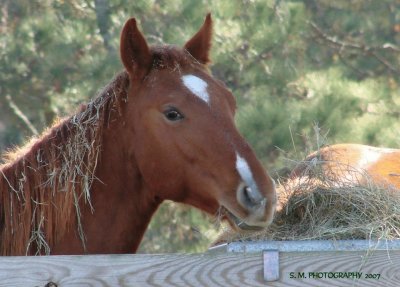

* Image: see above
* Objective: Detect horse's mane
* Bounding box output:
[0,45,203,255]
[0,71,129,255]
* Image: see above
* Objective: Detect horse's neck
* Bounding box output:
[52,105,161,254]
[0,72,160,254]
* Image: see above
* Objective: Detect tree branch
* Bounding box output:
[93,0,114,53]
[6,95,39,136]
[309,21,400,75]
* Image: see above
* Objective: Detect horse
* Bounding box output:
[0,14,277,255]
[212,143,400,245]
[290,143,400,189]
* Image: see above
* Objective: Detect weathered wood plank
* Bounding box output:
[0,250,399,286]
[277,251,400,287]
[225,239,400,253]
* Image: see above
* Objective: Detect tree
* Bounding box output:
[1,0,399,252]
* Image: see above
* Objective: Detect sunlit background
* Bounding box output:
[1,0,399,252]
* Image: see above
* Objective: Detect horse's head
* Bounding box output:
[119,14,276,230]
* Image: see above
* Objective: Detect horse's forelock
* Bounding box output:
[150,45,205,72]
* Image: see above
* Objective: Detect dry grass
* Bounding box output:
[0,95,104,254]
[217,156,400,243]
[0,73,127,255]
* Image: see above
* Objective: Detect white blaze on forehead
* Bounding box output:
[182,75,210,104]
[236,152,262,202]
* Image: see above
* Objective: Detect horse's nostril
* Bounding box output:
[243,186,257,205]
[237,182,267,211]
[242,185,267,209]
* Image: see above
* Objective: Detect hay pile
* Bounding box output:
[217,158,400,243]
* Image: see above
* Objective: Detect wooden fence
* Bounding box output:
[1,240,400,286]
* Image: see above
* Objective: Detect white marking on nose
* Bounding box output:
[182,75,210,104]
[236,153,262,202]
[236,153,254,185]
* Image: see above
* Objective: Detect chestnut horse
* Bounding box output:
[291,143,400,189]
[0,15,276,255]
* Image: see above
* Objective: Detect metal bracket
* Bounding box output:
[263,249,279,281]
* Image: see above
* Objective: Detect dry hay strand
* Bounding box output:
[0,101,103,255]
[0,72,128,255]
[216,157,400,244]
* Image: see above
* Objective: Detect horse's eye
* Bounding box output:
[164,108,184,121]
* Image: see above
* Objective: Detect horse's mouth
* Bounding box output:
[221,206,266,231]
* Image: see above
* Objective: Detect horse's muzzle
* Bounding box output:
[224,179,276,230]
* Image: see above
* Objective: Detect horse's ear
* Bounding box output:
[120,18,152,79]
[184,13,212,65]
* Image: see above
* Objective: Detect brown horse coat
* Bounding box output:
[0,15,276,255]
[291,143,400,189]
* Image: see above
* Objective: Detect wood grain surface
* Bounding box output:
[0,250,399,286]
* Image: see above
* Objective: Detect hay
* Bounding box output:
[0,99,103,254]
[0,72,129,255]
[217,156,400,244]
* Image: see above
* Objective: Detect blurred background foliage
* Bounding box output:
[1,0,399,253]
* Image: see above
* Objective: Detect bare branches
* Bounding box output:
[6,95,39,136]
[309,21,400,75]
